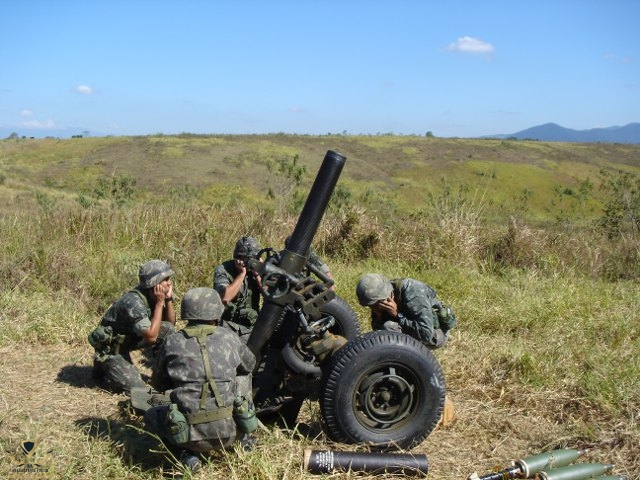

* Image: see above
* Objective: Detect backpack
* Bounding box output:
[433,302,457,332]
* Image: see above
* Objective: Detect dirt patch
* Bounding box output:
[0,344,635,479]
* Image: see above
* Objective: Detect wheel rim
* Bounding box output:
[354,365,418,430]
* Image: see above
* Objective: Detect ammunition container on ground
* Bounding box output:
[468,448,588,480]
[517,449,588,477]
[536,462,614,480]
[304,449,428,476]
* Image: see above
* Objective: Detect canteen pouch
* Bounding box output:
[233,374,257,433]
[166,403,189,445]
[88,325,115,351]
[433,303,457,332]
[233,395,258,434]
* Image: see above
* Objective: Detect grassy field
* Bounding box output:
[0,134,638,479]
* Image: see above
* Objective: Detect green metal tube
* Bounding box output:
[469,449,589,480]
[536,463,614,480]
[516,449,588,477]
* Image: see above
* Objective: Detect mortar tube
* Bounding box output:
[247,150,347,363]
[286,149,346,262]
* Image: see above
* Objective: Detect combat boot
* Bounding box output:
[179,450,202,472]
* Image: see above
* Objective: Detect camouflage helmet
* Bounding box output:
[233,236,260,259]
[138,260,174,288]
[356,273,393,306]
[181,287,224,321]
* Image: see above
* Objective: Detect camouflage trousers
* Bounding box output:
[92,321,175,394]
[379,321,448,350]
[92,353,147,393]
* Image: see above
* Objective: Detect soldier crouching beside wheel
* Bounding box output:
[89,260,176,394]
[143,287,258,472]
[356,273,458,350]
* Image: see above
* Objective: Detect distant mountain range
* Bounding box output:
[484,122,640,144]
[2,122,640,144]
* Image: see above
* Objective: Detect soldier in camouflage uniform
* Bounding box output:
[356,273,457,350]
[89,260,176,394]
[144,287,256,471]
[213,236,262,342]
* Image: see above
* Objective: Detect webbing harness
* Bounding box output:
[181,324,233,425]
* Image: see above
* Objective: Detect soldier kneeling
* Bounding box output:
[143,287,257,472]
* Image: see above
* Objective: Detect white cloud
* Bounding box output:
[447,36,494,54]
[603,53,634,64]
[74,85,95,95]
[21,109,33,117]
[22,119,56,128]
[288,106,306,113]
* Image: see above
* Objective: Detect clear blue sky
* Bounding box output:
[1,1,638,138]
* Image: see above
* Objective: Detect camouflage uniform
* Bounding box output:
[144,287,256,453]
[356,274,457,350]
[90,260,175,393]
[213,237,262,340]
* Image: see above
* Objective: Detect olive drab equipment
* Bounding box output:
[233,236,260,259]
[233,395,258,434]
[138,260,174,288]
[165,403,189,445]
[87,325,118,356]
[180,324,234,425]
[356,273,393,306]
[181,287,224,322]
[178,324,257,434]
[433,302,457,332]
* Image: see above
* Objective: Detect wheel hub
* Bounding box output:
[358,367,415,425]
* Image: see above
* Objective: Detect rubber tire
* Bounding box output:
[322,295,361,339]
[280,295,361,376]
[320,330,445,450]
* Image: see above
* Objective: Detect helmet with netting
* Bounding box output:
[138,260,174,288]
[233,236,260,259]
[181,287,224,321]
[356,273,393,306]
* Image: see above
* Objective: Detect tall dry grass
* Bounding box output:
[0,159,638,478]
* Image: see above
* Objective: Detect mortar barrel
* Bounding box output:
[247,149,346,361]
[285,149,346,272]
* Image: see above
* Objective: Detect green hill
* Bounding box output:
[0,134,638,479]
[1,134,638,223]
